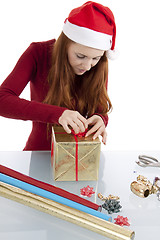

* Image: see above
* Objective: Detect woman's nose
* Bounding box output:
[83,59,92,71]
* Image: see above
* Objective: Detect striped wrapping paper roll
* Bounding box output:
[0,181,135,240]
[0,173,111,221]
[0,164,100,210]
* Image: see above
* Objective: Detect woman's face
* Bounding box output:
[68,42,104,75]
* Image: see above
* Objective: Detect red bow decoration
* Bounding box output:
[114,215,130,226]
[71,129,88,137]
[80,185,95,197]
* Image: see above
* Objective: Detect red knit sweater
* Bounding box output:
[0,39,108,150]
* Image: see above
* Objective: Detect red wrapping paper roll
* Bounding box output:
[0,164,101,211]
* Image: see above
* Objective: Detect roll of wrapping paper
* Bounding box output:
[0,164,100,210]
[0,173,110,221]
[0,181,135,240]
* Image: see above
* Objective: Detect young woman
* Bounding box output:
[0,1,116,151]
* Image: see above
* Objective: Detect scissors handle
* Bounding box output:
[138,155,160,167]
[138,155,158,163]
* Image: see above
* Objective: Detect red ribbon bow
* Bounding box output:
[71,129,88,137]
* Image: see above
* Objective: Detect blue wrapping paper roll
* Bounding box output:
[0,173,111,221]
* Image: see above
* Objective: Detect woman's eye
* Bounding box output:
[93,57,100,60]
[77,55,85,59]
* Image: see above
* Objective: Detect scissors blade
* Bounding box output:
[136,160,160,168]
[136,161,147,167]
[149,162,160,168]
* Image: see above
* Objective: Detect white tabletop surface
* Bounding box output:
[0,150,160,240]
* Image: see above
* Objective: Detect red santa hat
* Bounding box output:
[63,1,117,60]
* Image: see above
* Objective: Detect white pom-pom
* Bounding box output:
[106,48,119,60]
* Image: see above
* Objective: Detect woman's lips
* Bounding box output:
[78,68,86,73]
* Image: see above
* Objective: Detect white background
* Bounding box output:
[0,0,160,151]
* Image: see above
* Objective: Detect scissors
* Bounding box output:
[136,155,160,168]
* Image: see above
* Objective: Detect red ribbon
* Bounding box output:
[54,129,88,181]
[71,129,87,138]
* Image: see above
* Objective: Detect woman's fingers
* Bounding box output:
[59,111,107,145]
[58,110,87,134]
[77,112,87,126]
[85,115,107,145]
[62,123,72,134]
[85,121,101,137]
[101,130,107,145]
[85,115,102,137]
[92,126,107,145]
[62,120,79,134]
[92,126,103,140]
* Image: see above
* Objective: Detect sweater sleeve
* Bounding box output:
[0,43,67,124]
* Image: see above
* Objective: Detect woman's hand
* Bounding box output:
[85,115,107,145]
[58,110,87,134]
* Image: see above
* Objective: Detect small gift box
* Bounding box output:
[51,126,101,181]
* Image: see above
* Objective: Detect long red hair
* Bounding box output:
[45,32,112,117]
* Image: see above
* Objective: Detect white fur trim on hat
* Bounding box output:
[106,48,119,60]
[63,19,112,51]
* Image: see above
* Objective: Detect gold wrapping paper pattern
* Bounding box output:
[0,181,135,240]
[51,126,101,181]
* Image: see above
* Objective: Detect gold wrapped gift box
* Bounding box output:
[51,126,101,181]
